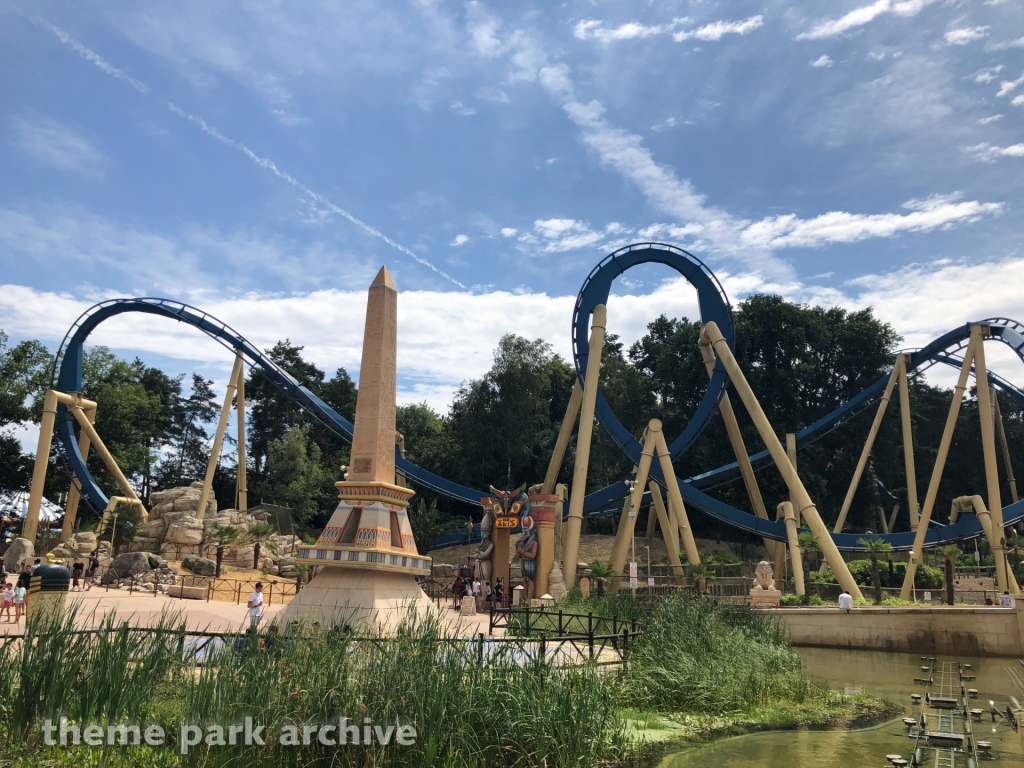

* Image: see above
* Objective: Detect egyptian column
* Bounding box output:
[280,266,435,630]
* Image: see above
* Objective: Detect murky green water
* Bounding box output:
[659,648,1024,767]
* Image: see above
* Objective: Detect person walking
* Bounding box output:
[247,582,265,628]
[494,578,504,610]
[84,555,99,591]
[472,576,481,611]
[13,579,27,622]
[451,575,463,610]
[71,561,84,591]
[1,583,14,622]
[838,589,854,612]
[484,581,493,611]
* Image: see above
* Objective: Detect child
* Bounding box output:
[71,560,84,591]
[1,583,14,622]
[13,581,26,622]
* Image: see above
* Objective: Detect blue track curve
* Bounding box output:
[51,250,1024,554]
[51,298,486,516]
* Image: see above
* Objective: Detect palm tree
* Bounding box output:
[246,523,279,570]
[587,561,616,596]
[936,544,960,606]
[798,532,820,597]
[202,524,240,578]
[857,536,893,604]
[686,564,715,595]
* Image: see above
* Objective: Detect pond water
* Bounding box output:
[659,648,1024,767]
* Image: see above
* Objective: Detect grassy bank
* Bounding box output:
[0,594,896,767]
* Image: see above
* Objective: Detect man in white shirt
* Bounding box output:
[472,578,481,610]
[838,590,854,612]
[247,582,264,627]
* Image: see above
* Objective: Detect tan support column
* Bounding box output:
[197,354,244,522]
[992,386,1019,504]
[609,423,658,592]
[954,495,1021,594]
[887,504,900,534]
[645,496,657,540]
[68,406,143,511]
[60,401,96,542]
[698,339,776,559]
[653,429,700,566]
[542,381,583,494]
[786,433,798,523]
[900,338,977,599]
[833,358,902,534]
[648,482,678,560]
[781,502,804,595]
[235,350,248,511]
[563,305,607,587]
[554,483,567,561]
[774,504,787,582]
[24,389,59,545]
[898,354,920,530]
[973,326,1011,593]
[702,321,862,599]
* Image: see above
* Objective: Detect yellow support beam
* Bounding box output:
[900,337,976,599]
[235,350,248,511]
[702,321,862,599]
[563,305,607,588]
[542,380,583,495]
[898,354,920,530]
[781,501,804,596]
[197,354,244,521]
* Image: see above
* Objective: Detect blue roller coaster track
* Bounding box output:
[51,243,1024,553]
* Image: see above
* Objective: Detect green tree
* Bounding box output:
[246,523,278,570]
[0,331,51,491]
[407,497,448,554]
[203,524,240,577]
[587,561,617,596]
[857,537,893,604]
[253,424,331,526]
[936,544,960,606]
[447,334,575,491]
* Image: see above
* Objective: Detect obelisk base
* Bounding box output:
[277,566,438,632]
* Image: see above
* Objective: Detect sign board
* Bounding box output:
[494,517,518,529]
[647,577,655,587]
[923,591,932,602]
[629,561,638,588]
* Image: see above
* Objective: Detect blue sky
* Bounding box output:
[1,0,1023,414]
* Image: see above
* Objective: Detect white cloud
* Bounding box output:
[467,1,505,57]
[979,114,1004,124]
[475,86,510,103]
[651,116,678,132]
[738,194,1003,249]
[500,227,517,238]
[996,72,1024,98]
[573,18,689,43]
[797,0,936,41]
[673,15,763,42]
[10,117,103,174]
[573,15,761,44]
[811,55,834,68]
[965,143,1024,162]
[971,66,1003,83]
[451,100,476,116]
[530,218,606,252]
[945,26,990,46]
[450,234,470,246]
[272,109,311,127]
[989,36,1024,50]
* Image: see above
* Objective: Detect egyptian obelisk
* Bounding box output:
[280,266,435,630]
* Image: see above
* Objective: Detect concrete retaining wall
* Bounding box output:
[771,604,1024,657]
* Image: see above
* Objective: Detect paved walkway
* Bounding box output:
[1,591,500,637]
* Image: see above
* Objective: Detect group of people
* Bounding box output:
[0,554,101,623]
[450,573,504,613]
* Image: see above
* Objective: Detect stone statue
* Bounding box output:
[473,512,494,586]
[752,560,776,590]
[515,515,539,602]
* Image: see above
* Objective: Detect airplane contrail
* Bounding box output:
[29,16,465,288]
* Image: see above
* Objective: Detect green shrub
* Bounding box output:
[701,549,739,565]
[810,560,942,589]
[780,593,827,606]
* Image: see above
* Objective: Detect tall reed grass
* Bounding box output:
[0,605,626,767]
[621,595,816,714]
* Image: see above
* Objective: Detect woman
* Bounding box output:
[71,560,84,591]
[451,575,463,610]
